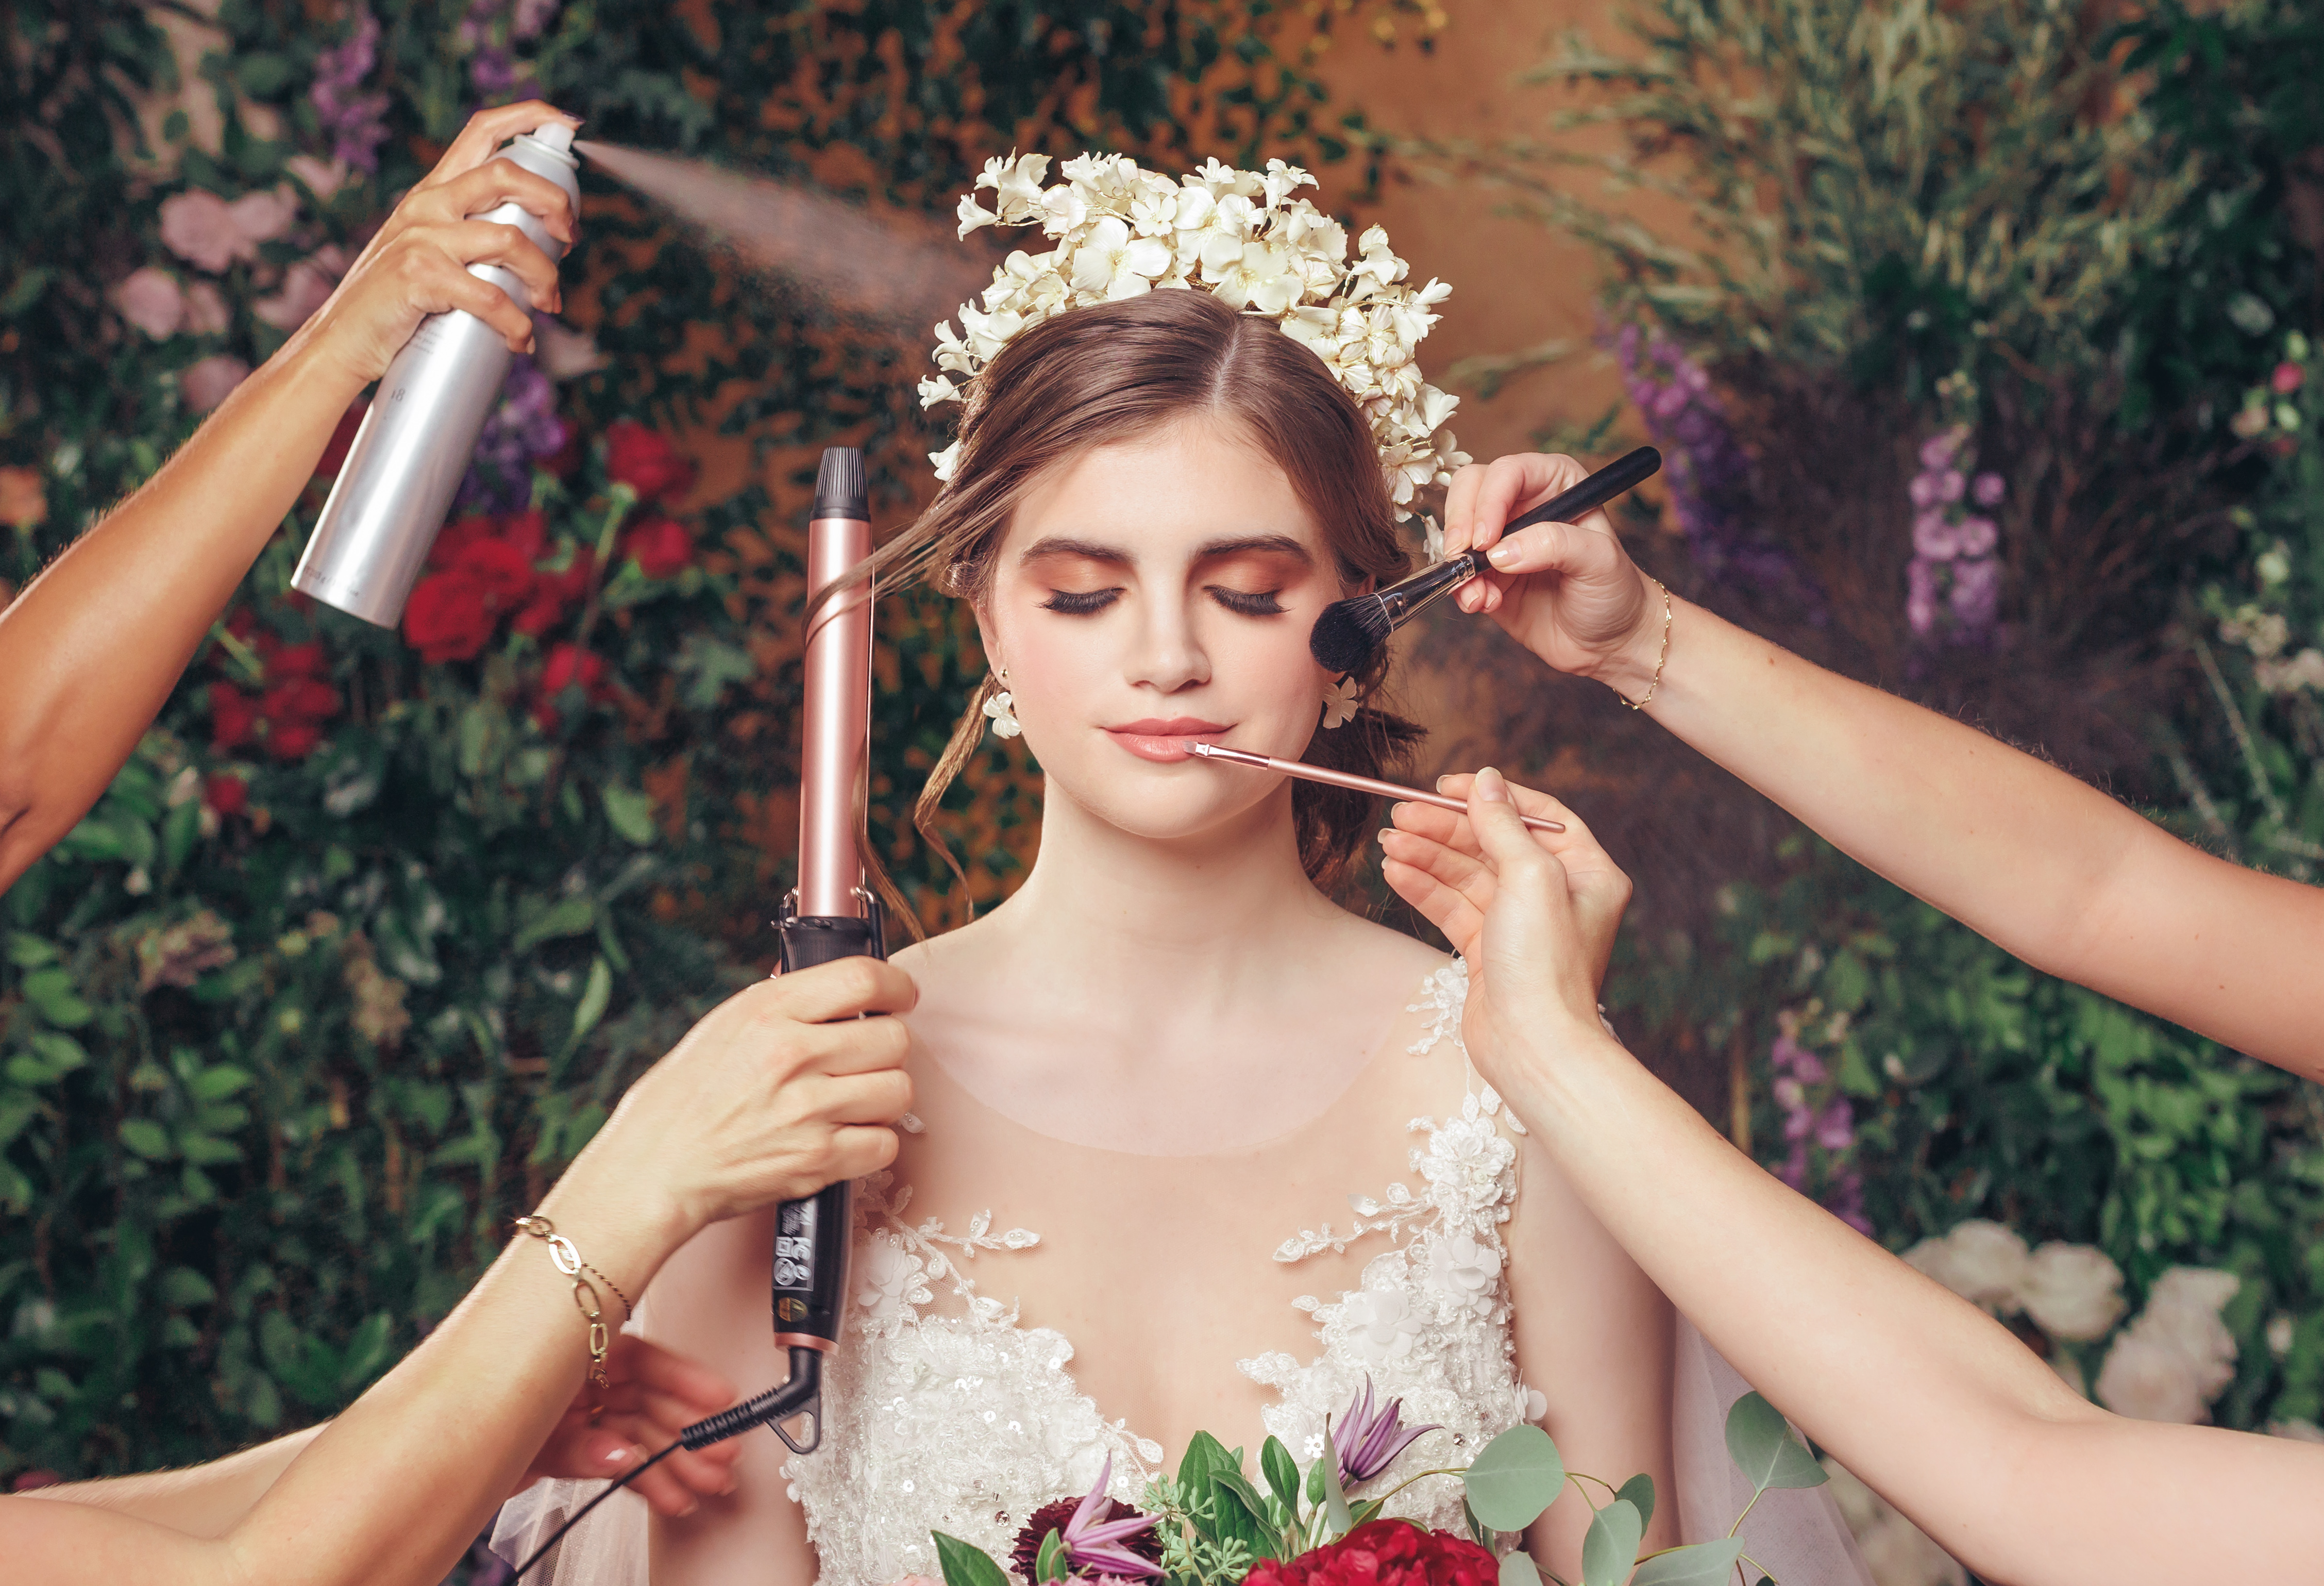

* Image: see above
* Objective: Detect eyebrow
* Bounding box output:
[1015,533,1316,569]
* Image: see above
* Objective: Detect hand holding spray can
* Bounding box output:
[292,123,581,627]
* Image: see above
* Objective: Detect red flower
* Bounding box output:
[316,402,366,479]
[622,515,694,579]
[403,571,497,663]
[209,681,262,750]
[513,548,596,638]
[204,773,249,818]
[499,508,549,562]
[1244,1521,1497,1586]
[450,536,538,605]
[428,513,503,571]
[604,420,696,505]
[264,640,330,680]
[2271,361,2304,396]
[533,642,611,730]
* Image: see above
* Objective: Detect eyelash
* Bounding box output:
[1035,588,1287,617]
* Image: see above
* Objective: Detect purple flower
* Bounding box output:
[514,0,562,39]
[471,45,518,96]
[1912,511,1962,561]
[1054,1457,1163,1579]
[1955,515,1997,558]
[1918,429,1965,471]
[1971,471,2005,508]
[1330,1377,1443,1486]
[458,355,565,512]
[1814,1098,1856,1152]
[311,9,392,173]
[1948,557,2000,631]
[1906,558,1939,636]
[1933,469,1965,504]
[1909,471,1942,510]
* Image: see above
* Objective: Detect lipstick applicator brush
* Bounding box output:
[1187,742,1566,832]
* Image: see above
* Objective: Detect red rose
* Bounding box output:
[265,640,330,680]
[204,773,249,818]
[533,642,611,731]
[513,548,596,637]
[1244,1521,1497,1586]
[622,515,694,579]
[266,719,324,760]
[209,681,261,751]
[402,571,496,663]
[604,420,696,505]
[428,513,502,571]
[451,535,538,606]
[316,402,366,479]
[499,508,549,562]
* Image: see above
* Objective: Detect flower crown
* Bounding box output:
[923,152,1470,513]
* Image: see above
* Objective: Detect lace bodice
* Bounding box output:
[787,960,1544,1586]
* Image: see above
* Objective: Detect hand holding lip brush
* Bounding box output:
[1307,445,1662,676]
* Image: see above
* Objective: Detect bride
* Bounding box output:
[498,154,1852,1586]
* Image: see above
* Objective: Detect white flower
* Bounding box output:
[1321,675,1362,729]
[1339,1284,1424,1366]
[1421,515,1445,563]
[2269,1419,2324,1443]
[1037,183,1088,235]
[918,374,961,408]
[930,441,962,483]
[956,192,999,238]
[1824,1461,1967,1586]
[2268,1314,2296,1357]
[2094,1266,2242,1423]
[1423,1232,1502,1318]
[1510,1382,1548,1424]
[982,689,1021,739]
[1069,215,1173,300]
[977,152,1050,221]
[1207,240,1300,314]
[2095,1330,2207,1424]
[2017,1242,2126,1342]
[855,1235,932,1335]
[1903,1220,2029,1312]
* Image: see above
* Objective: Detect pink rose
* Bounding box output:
[255,258,339,331]
[160,190,252,273]
[285,155,349,201]
[182,281,231,335]
[113,267,186,339]
[180,354,251,413]
[227,188,300,245]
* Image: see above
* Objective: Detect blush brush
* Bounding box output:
[1308,445,1663,676]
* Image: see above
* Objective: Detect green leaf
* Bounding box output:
[6,933,57,967]
[339,1311,393,1390]
[1724,1393,1827,1494]
[1581,1498,1643,1586]
[160,1266,217,1307]
[21,967,93,1028]
[1615,1473,1656,1535]
[933,1531,1013,1586]
[1034,1528,1066,1584]
[235,52,294,94]
[1630,1540,1745,1585]
[179,1132,243,1166]
[1463,1423,1565,1531]
[569,956,613,1047]
[514,896,596,954]
[1317,1441,1352,1539]
[0,268,50,316]
[1499,1552,1542,1586]
[1211,1467,1278,1558]
[30,1032,87,1076]
[121,1120,175,1161]
[602,783,658,845]
[189,1064,254,1103]
[162,798,203,872]
[59,817,126,862]
[1260,1434,1301,1514]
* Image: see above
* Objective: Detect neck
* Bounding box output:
[995,778,1336,997]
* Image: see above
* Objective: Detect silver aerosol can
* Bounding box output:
[292,123,582,626]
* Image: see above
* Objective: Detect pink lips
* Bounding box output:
[1105,717,1230,763]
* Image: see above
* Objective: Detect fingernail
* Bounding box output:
[1487,541,1519,570]
[1435,775,1450,792]
[682,1500,700,1517]
[1376,827,1393,845]
[1476,766,1510,803]
[605,1446,631,1466]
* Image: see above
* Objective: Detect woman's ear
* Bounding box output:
[973,602,1003,679]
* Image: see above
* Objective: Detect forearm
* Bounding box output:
[1598,597,2324,1073]
[21,1424,326,1538]
[1500,1024,2324,1585]
[0,331,362,889]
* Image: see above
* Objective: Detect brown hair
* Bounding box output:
[863,288,1425,898]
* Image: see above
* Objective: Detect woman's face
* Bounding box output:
[978,413,1350,844]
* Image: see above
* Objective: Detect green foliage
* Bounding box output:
[0,0,1405,1489]
[1722,1391,1827,1494]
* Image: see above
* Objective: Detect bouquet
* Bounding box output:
[932,1380,1829,1586]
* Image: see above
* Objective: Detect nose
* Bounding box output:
[1125,586,1210,696]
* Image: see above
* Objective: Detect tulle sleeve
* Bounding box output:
[490,1474,650,1586]
[1671,1316,1875,1584]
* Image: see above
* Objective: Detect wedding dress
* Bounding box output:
[495,960,1871,1586]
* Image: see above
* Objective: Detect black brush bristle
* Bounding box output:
[1309,596,1394,675]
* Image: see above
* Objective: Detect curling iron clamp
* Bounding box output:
[682,446,880,1458]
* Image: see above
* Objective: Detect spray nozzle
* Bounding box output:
[517,122,579,162]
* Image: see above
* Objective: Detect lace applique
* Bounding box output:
[1239,960,1532,1538]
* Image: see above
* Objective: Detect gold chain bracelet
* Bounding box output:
[1617,578,1674,710]
[514,1214,632,1407]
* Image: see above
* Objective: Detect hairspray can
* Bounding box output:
[291,123,582,627]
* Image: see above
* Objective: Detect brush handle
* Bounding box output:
[1191,744,1567,832]
[1502,444,1663,537]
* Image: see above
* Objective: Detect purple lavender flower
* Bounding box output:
[1053,1457,1163,1580]
[1906,558,1939,636]
[1955,515,1997,558]
[457,355,565,511]
[514,0,562,40]
[310,8,392,173]
[1913,512,1962,561]
[1918,430,1964,471]
[1971,471,2006,508]
[1329,1377,1443,1486]
[471,46,518,96]
[1770,1023,1865,1233]
[1905,426,2002,647]
[1948,557,2000,629]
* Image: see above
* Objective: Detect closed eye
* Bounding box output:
[1039,588,1122,615]
[1207,587,1287,617]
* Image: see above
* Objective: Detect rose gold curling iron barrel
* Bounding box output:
[675,446,878,1458]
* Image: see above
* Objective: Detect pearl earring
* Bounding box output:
[982,667,1021,739]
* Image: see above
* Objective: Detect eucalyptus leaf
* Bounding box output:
[1581,1498,1643,1586]
[1723,1393,1827,1493]
[1463,1423,1565,1531]
[1615,1473,1656,1534]
[1630,1540,1745,1585]
[1498,1550,1543,1586]
[934,1531,1012,1586]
